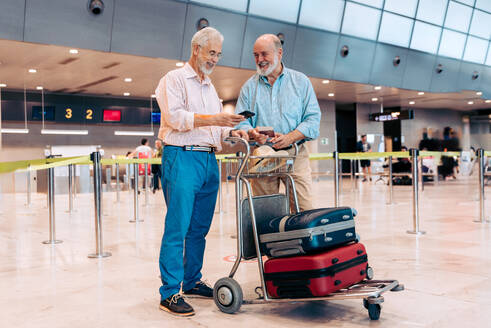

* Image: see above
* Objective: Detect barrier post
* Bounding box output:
[116,163,120,203]
[144,163,149,206]
[88,152,111,258]
[72,164,77,199]
[387,156,393,205]
[334,151,339,207]
[25,165,31,207]
[407,149,425,235]
[67,164,73,213]
[474,149,488,223]
[130,163,143,222]
[42,166,63,244]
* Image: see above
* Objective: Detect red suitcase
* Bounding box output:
[264,243,369,298]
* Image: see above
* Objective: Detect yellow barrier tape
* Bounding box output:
[339,151,409,160]
[309,153,333,160]
[26,156,91,172]
[0,156,90,174]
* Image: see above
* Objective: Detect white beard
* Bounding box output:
[198,58,214,76]
[256,55,279,76]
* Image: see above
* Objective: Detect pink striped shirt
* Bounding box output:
[155,63,230,151]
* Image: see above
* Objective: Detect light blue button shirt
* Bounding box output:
[235,65,321,140]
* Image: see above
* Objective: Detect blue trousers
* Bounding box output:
[159,146,219,300]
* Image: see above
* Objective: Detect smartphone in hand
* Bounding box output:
[239,110,255,119]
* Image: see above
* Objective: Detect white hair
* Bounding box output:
[191,27,224,52]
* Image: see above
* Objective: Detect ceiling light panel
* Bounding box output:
[416,0,448,26]
[342,2,381,40]
[384,0,418,17]
[378,11,414,47]
[249,0,301,23]
[299,0,344,32]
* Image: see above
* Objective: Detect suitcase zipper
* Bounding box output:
[264,254,368,281]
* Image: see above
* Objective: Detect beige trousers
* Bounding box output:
[251,144,313,212]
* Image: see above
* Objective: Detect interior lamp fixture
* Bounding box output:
[476,91,482,96]
[0,83,6,87]
[371,97,378,101]
[124,78,132,82]
[151,94,156,98]
[114,131,154,136]
[467,101,474,105]
[409,101,415,105]
[1,128,29,134]
[36,86,43,90]
[41,129,88,135]
[418,92,424,95]
[328,93,334,97]
[322,80,330,84]
[485,100,491,103]
[374,86,382,90]
[69,49,79,54]
[123,92,130,96]
[28,69,37,73]
[176,62,184,67]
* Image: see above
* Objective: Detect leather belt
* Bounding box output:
[166,145,216,153]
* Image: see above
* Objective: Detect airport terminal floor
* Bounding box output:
[1,175,490,328]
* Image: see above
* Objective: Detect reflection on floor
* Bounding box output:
[0,176,490,327]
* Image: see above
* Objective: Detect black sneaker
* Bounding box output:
[159,294,195,317]
[183,281,213,298]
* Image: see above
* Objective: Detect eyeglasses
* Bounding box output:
[199,46,222,59]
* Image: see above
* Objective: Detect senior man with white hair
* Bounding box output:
[155,27,247,317]
[235,34,321,211]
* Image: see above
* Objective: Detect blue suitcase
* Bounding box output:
[257,207,357,257]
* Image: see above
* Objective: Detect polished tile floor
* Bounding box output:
[0,175,490,327]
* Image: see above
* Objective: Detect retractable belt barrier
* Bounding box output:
[0,150,483,175]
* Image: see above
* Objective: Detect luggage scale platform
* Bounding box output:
[214,137,404,321]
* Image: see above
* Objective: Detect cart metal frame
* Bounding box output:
[213,137,404,320]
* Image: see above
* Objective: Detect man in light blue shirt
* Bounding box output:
[235,34,321,211]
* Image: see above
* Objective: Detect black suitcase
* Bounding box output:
[257,207,357,257]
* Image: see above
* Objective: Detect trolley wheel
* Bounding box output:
[367,303,381,320]
[213,277,243,314]
[366,266,374,280]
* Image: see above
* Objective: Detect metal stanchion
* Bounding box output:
[72,164,77,199]
[42,167,63,244]
[474,149,488,223]
[116,163,120,203]
[25,165,31,207]
[67,164,73,213]
[407,149,425,235]
[144,163,149,206]
[215,159,223,213]
[334,151,339,207]
[130,163,143,222]
[387,156,393,205]
[350,159,354,192]
[88,152,111,258]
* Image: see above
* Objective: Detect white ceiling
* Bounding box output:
[0,39,489,110]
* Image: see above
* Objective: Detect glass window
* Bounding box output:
[469,10,491,39]
[378,12,414,47]
[475,0,491,13]
[486,42,491,65]
[416,0,449,26]
[190,0,248,12]
[463,36,488,63]
[438,29,467,59]
[444,1,473,32]
[298,0,345,32]
[341,1,381,40]
[351,0,383,8]
[410,21,442,53]
[384,0,418,17]
[248,0,301,23]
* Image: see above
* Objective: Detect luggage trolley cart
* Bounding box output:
[213,137,404,320]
